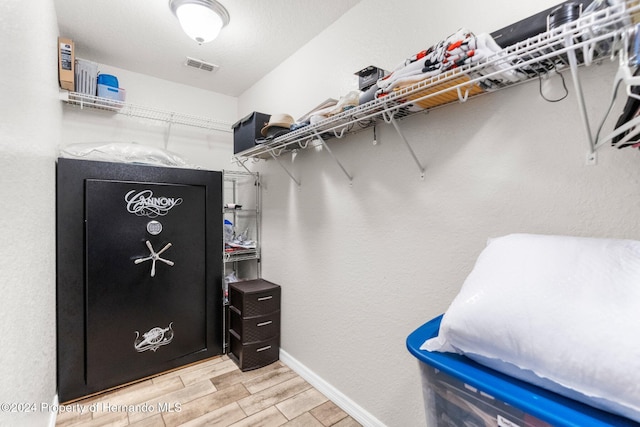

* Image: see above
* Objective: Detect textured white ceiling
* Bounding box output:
[54,0,362,97]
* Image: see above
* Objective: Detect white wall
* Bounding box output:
[60,64,238,171]
[0,4,237,426]
[3,1,637,425]
[239,1,640,426]
[0,1,61,425]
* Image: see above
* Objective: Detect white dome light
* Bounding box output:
[169,0,229,44]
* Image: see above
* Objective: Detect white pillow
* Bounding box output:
[59,142,197,168]
[422,233,640,423]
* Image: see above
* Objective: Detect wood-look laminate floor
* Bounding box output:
[55,355,362,427]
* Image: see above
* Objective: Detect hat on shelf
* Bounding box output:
[261,113,294,137]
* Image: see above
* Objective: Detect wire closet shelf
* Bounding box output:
[233,1,640,163]
[62,92,233,132]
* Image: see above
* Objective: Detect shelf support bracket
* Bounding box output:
[383,111,425,179]
[312,130,353,183]
[268,150,301,186]
[565,35,596,161]
[333,126,348,139]
[456,86,471,103]
[235,157,253,175]
[298,139,310,150]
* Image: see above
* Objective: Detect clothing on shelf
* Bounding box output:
[374,29,531,110]
[612,66,640,148]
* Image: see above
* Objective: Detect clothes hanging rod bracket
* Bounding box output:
[383,112,426,179]
[268,150,301,186]
[312,130,353,183]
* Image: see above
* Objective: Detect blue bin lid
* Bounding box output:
[97,74,119,88]
[406,315,639,427]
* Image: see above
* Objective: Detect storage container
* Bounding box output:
[406,315,639,427]
[96,74,126,105]
[97,84,126,103]
[228,279,281,371]
[229,307,280,343]
[229,331,279,371]
[229,279,280,317]
[97,73,119,88]
[232,112,270,154]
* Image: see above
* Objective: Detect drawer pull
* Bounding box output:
[257,295,273,301]
[256,345,272,352]
[257,320,272,327]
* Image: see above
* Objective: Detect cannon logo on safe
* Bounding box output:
[125,190,183,218]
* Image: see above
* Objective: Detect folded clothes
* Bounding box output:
[469,32,529,91]
[375,29,528,104]
[290,121,310,131]
[377,29,482,94]
[226,241,256,250]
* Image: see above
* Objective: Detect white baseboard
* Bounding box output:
[48,394,58,427]
[279,349,386,427]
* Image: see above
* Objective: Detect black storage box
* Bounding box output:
[232,112,270,154]
[355,66,387,91]
[490,0,593,48]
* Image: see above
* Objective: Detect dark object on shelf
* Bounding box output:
[257,125,291,144]
[612,66,640,147]
[355,65,387,91]
[406,315,640,427]
[359,83,379,105]
[56,158,224,402]
[232,111,271,154]
[548,2,582,29]
[490,0,593,48]
[228,279,281,371]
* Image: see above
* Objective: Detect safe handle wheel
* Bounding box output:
[134,240,174,277]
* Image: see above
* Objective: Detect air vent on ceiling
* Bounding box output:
[185,57,219,72]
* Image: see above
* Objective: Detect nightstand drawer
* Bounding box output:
[230,309,280,343]
[229,331,279,371]
[229,279,281,317]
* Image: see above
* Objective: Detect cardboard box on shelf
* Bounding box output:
[58,37,75,91]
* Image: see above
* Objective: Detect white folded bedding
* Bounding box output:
[423,233,640,423]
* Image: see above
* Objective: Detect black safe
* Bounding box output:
[56,158,223,402]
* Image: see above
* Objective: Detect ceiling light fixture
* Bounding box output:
[169,0,230,44]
